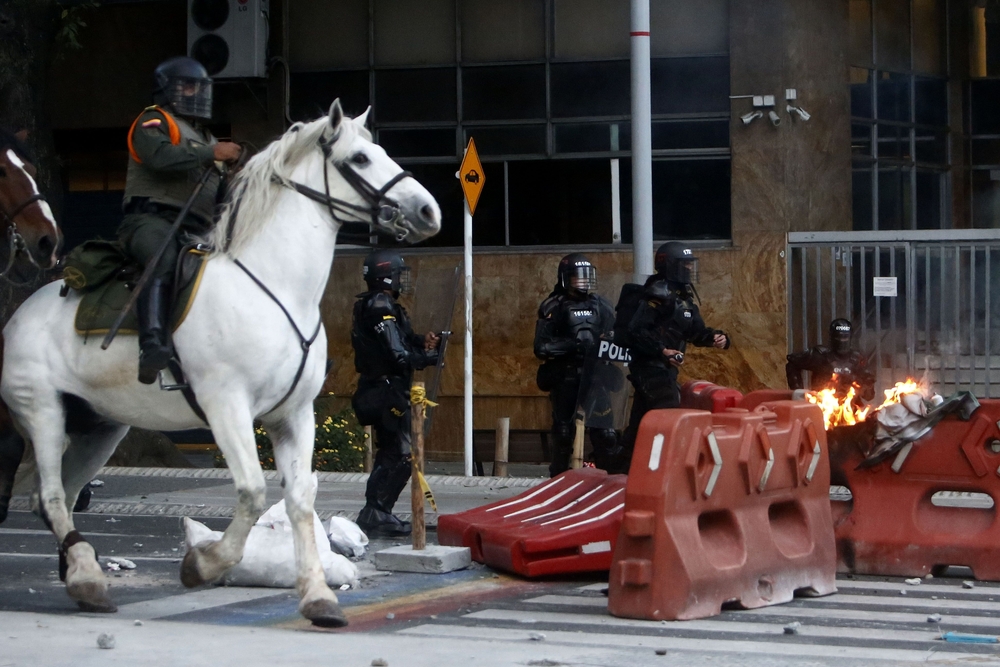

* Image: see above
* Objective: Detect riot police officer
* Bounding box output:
[534,254,618,477]
[118,56,242,384]
[786,318,875,400]
[351,250,440,537]
[615,242,730,473]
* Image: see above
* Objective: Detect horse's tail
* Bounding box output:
[0,403,26,524]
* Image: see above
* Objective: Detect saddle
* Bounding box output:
[63,239,209,336]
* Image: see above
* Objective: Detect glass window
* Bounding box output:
[375,69,456,123]
[916,170,943,229]
[913,0,945,75]
[553,0,629,59]
[970,80,1000,135]
[852,123,873,157]
[875,0,911,72]
[462,65,546,120]
[377,128,456,158]
[550,61,631,118]
[555,122,631,153]
[914,128,947,164]
[374,0,455,66]
[914,77,947,126]
[460,0,545,62]
[406,164,464,248]
[878,165,912,230]
[877,125,911,160]
[877,71,911,122]
[972,169,1000,228]
[651,120,729,150]
[651,159,731,240]
[650,57,730,114]
[508,159,616,245]
[850,0,873,67]
[850,68,873,118]
[290,71,370,122]
[972,138,1000,166]
[852,166,874,230]
[650,0,728,56]
[289,0,368,70]
[464,125,547,156]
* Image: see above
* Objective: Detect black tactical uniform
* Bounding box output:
[119,57,226,384]
[351,251,439,537]
[786,318,875,401]
[615,242,730,474]
[534,254,618,477]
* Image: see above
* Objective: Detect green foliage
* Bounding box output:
[215,407,368,473]
[55,2,100,55]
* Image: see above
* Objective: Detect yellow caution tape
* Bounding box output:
[417,470,438,512]
[410,385,438,407]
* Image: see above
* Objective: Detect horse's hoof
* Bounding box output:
[67,581,117,613]
[301,599,349,628]
[180,550,206,588]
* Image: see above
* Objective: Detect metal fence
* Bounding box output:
[787,230,1000,399]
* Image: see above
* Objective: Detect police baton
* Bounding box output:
[101,166,216,350]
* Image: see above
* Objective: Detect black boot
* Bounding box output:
[358,458,413,538]
[137,278,173,385]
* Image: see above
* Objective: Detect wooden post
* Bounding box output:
[363,426,373,473]
[411,381,426,551]
[570,418,585,469]
[493,417,510,477]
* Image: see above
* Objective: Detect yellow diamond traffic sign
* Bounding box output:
[459,137,485,216]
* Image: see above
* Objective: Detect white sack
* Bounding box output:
[183,500,358,588]
[327,516,368,558]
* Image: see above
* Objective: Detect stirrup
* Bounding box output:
[158,364,189,391]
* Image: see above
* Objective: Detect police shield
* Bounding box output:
[576,337,631,431]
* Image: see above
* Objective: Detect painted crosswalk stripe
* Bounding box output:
[835,579,1000,595]
[114,587,286,620]
[742,604,1000,629]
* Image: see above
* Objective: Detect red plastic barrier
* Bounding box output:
[608,401,837,621]
[740,389,794,411]
[680,380,744,413]
[830,400,1000,580]
[437,468,627,576]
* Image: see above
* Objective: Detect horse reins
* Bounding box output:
[0,192,48,281]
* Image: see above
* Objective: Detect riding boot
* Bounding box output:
[137,278,174,385]
[357,457,413,538]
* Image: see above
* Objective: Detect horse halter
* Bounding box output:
[281,133,415,244]
[0,192,48,277]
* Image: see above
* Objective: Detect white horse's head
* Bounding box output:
[320,99,441,244]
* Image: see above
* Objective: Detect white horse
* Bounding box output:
[0,100,440,626]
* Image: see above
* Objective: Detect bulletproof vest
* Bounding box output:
[124,109,220,224]
[562,298,605,350]
[351,292,415,380]
[647,280,698,350]
[811,350,866,389]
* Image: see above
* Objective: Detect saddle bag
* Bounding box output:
[62,240,133,292]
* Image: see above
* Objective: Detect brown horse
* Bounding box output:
[0,128,62,523]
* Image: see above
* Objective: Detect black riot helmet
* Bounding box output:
[363,249,412,296]
[557,253,597,297]
[153,57,213,120]
[654,241,699,285]
[829,318,853,354]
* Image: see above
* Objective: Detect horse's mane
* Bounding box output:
[0,128,34,164]
[210,113,371,257]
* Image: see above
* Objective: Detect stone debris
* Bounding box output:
[107,557,136,570]
[371,660,388,667]
[784,622,801,635]
[105,518,118,523]
[899,589,907,595]
[905,578,921,586]
[97,633,115,649]
[340,584,351,591]
[385,613,395,620]
[655,649,668,656]
[928,614,942,623]
[89,479,104,487]
[963,581,976,589]
[529,632,546,641]
[924,573,934,580]
[27,588,36,594]
[106,562,120,572]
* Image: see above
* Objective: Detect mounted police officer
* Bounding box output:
[786,318,875,401]
[351,250,440,537]
[534,254,617,476]
[119,56,242,384]
[615,242,730,473]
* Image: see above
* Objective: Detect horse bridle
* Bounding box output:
[0,192,48,279]
[279,133,415,245]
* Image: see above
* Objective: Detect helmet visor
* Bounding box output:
[676,258,699,284]
[568,265,597,293]
[167,77,213,120]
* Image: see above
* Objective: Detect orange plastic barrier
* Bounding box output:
[608,401,837,621]
[739,389,794,411]
[680,380,744,413]
[437,468,627,576]
[830,399,1000,580]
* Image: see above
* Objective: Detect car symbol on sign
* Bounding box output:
[464,169,480,184]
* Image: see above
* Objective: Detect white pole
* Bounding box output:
[610,158,621,244]
[631,0,654,282]
[463,199,474,477]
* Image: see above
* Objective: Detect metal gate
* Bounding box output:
[787,230,1000,399]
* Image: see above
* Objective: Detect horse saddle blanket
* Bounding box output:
[64,240,208,336]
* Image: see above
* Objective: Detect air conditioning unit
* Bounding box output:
[187,0,269,79]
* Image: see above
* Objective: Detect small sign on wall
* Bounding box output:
[873,276,898,297]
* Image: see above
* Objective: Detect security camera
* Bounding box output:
[768,110,781,127]
[741,110,763,126]
[787,105,811,121]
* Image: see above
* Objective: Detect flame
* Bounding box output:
[805,376,925,431]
